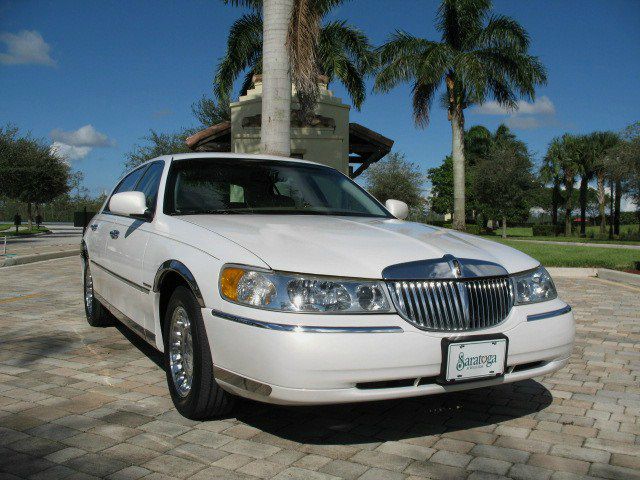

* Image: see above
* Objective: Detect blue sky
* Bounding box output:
[1,0,639,196]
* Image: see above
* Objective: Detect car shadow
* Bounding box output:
[231,380,552,444]
[115,321,553,445]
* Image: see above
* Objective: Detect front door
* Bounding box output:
[101,161,165,340]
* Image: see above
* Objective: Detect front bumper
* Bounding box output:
[203,299,574,405]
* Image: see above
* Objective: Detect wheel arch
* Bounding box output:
[153,260,205,307]
[153,260,206,345]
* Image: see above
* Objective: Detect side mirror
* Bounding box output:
[109,191,149,219]
[385,199,409,220]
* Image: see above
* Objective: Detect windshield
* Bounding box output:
[164,158,391,218]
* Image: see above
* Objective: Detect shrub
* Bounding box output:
[532,224,563,236]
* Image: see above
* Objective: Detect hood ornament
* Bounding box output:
[449,257,462,278]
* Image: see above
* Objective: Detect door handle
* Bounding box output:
[90,224,98,231]
[109,229,120,239]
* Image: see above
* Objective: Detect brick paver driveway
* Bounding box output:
[1,257,638,480]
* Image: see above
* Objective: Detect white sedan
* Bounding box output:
[82,153,574,419]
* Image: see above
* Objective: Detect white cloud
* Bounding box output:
[50,142,91,161]
[474,96,556,130]
[0,30,55,66]
[51,124,112,147]
[475,96,555,115]
[49,125,113,161]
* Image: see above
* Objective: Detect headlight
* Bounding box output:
[219,265,391,313]
[512,266,557,304]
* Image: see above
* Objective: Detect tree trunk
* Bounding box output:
[551,181,559,227]
[564,177,573,237]
[261,0,293,157]
[451,110,466,231]
[27,202,33,231]
[597,171,606,234]
[502,216,507,238]
[608,179,614,239]
[614,179,621,236]
[579,176,588,237]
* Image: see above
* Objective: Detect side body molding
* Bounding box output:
[153,260,205,307]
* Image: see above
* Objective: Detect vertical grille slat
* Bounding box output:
[388,276,513,331]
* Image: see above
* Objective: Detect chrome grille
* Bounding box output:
[387,277,514,331]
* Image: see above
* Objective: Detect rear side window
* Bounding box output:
[135,162,164,212]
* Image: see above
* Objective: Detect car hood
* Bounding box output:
[178,215,539,279]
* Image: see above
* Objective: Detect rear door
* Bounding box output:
[102,161,165,337]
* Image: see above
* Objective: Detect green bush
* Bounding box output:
[532,224,563,236]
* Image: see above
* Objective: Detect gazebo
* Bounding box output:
[186,76,393,179]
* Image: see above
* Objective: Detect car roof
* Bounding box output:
[154,152,325,168]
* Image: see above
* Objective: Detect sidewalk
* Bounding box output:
[0,224,82,267]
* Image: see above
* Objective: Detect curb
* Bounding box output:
[0,248,80,268]
[597,268,640,288]
[546,267,597,278]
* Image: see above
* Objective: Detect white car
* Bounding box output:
[82,153,574,419]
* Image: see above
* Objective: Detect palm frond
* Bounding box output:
[374,31,442,92]
[222,0,262,11]
[473,14,529,50]
[320,49,366,109]
[437,0,491,49]
[213,12,263,100]
[320,21,376,75]
[412,80,439,127]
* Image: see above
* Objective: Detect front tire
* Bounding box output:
[164,286,235,419]
[83,259,112,327]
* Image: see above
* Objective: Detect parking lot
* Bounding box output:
[0,257,638,480]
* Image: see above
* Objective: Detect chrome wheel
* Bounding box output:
[84,264,94,316]
[169,306,194,397]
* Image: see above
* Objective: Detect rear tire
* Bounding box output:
[164,286,235,419]
[83,259,112,327]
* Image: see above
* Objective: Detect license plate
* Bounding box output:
[445,338,507,382]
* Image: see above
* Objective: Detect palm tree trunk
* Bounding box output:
[597,172,606,234]
[614,179,621,235]
[551,181,559,228]
[608,178,614,239]
[261,0,293,156]
[451,110,465,231]
[27,202,33,231]
[579,176,588,237]
[564,178,573,237]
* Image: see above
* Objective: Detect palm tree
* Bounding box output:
[375,0,546,231]
[584,131,619,234]
[218,1,375,111]
[545,135,582,236]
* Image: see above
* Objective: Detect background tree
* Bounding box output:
[545,134,582,236]
[365,152,424,210]
[584,131,620,234]
[607,122,640,235]
[125,129,194,171]
[0,125,70,228]
[375,0,546,231]
[474,139,535,237]
[192,95,231,127]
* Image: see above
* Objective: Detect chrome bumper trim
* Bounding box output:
[527,305,572,322]
[211,309,404,333]
[213,366,272,397]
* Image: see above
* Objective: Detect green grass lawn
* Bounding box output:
[494,238,640,270]
[484,224,640,245]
